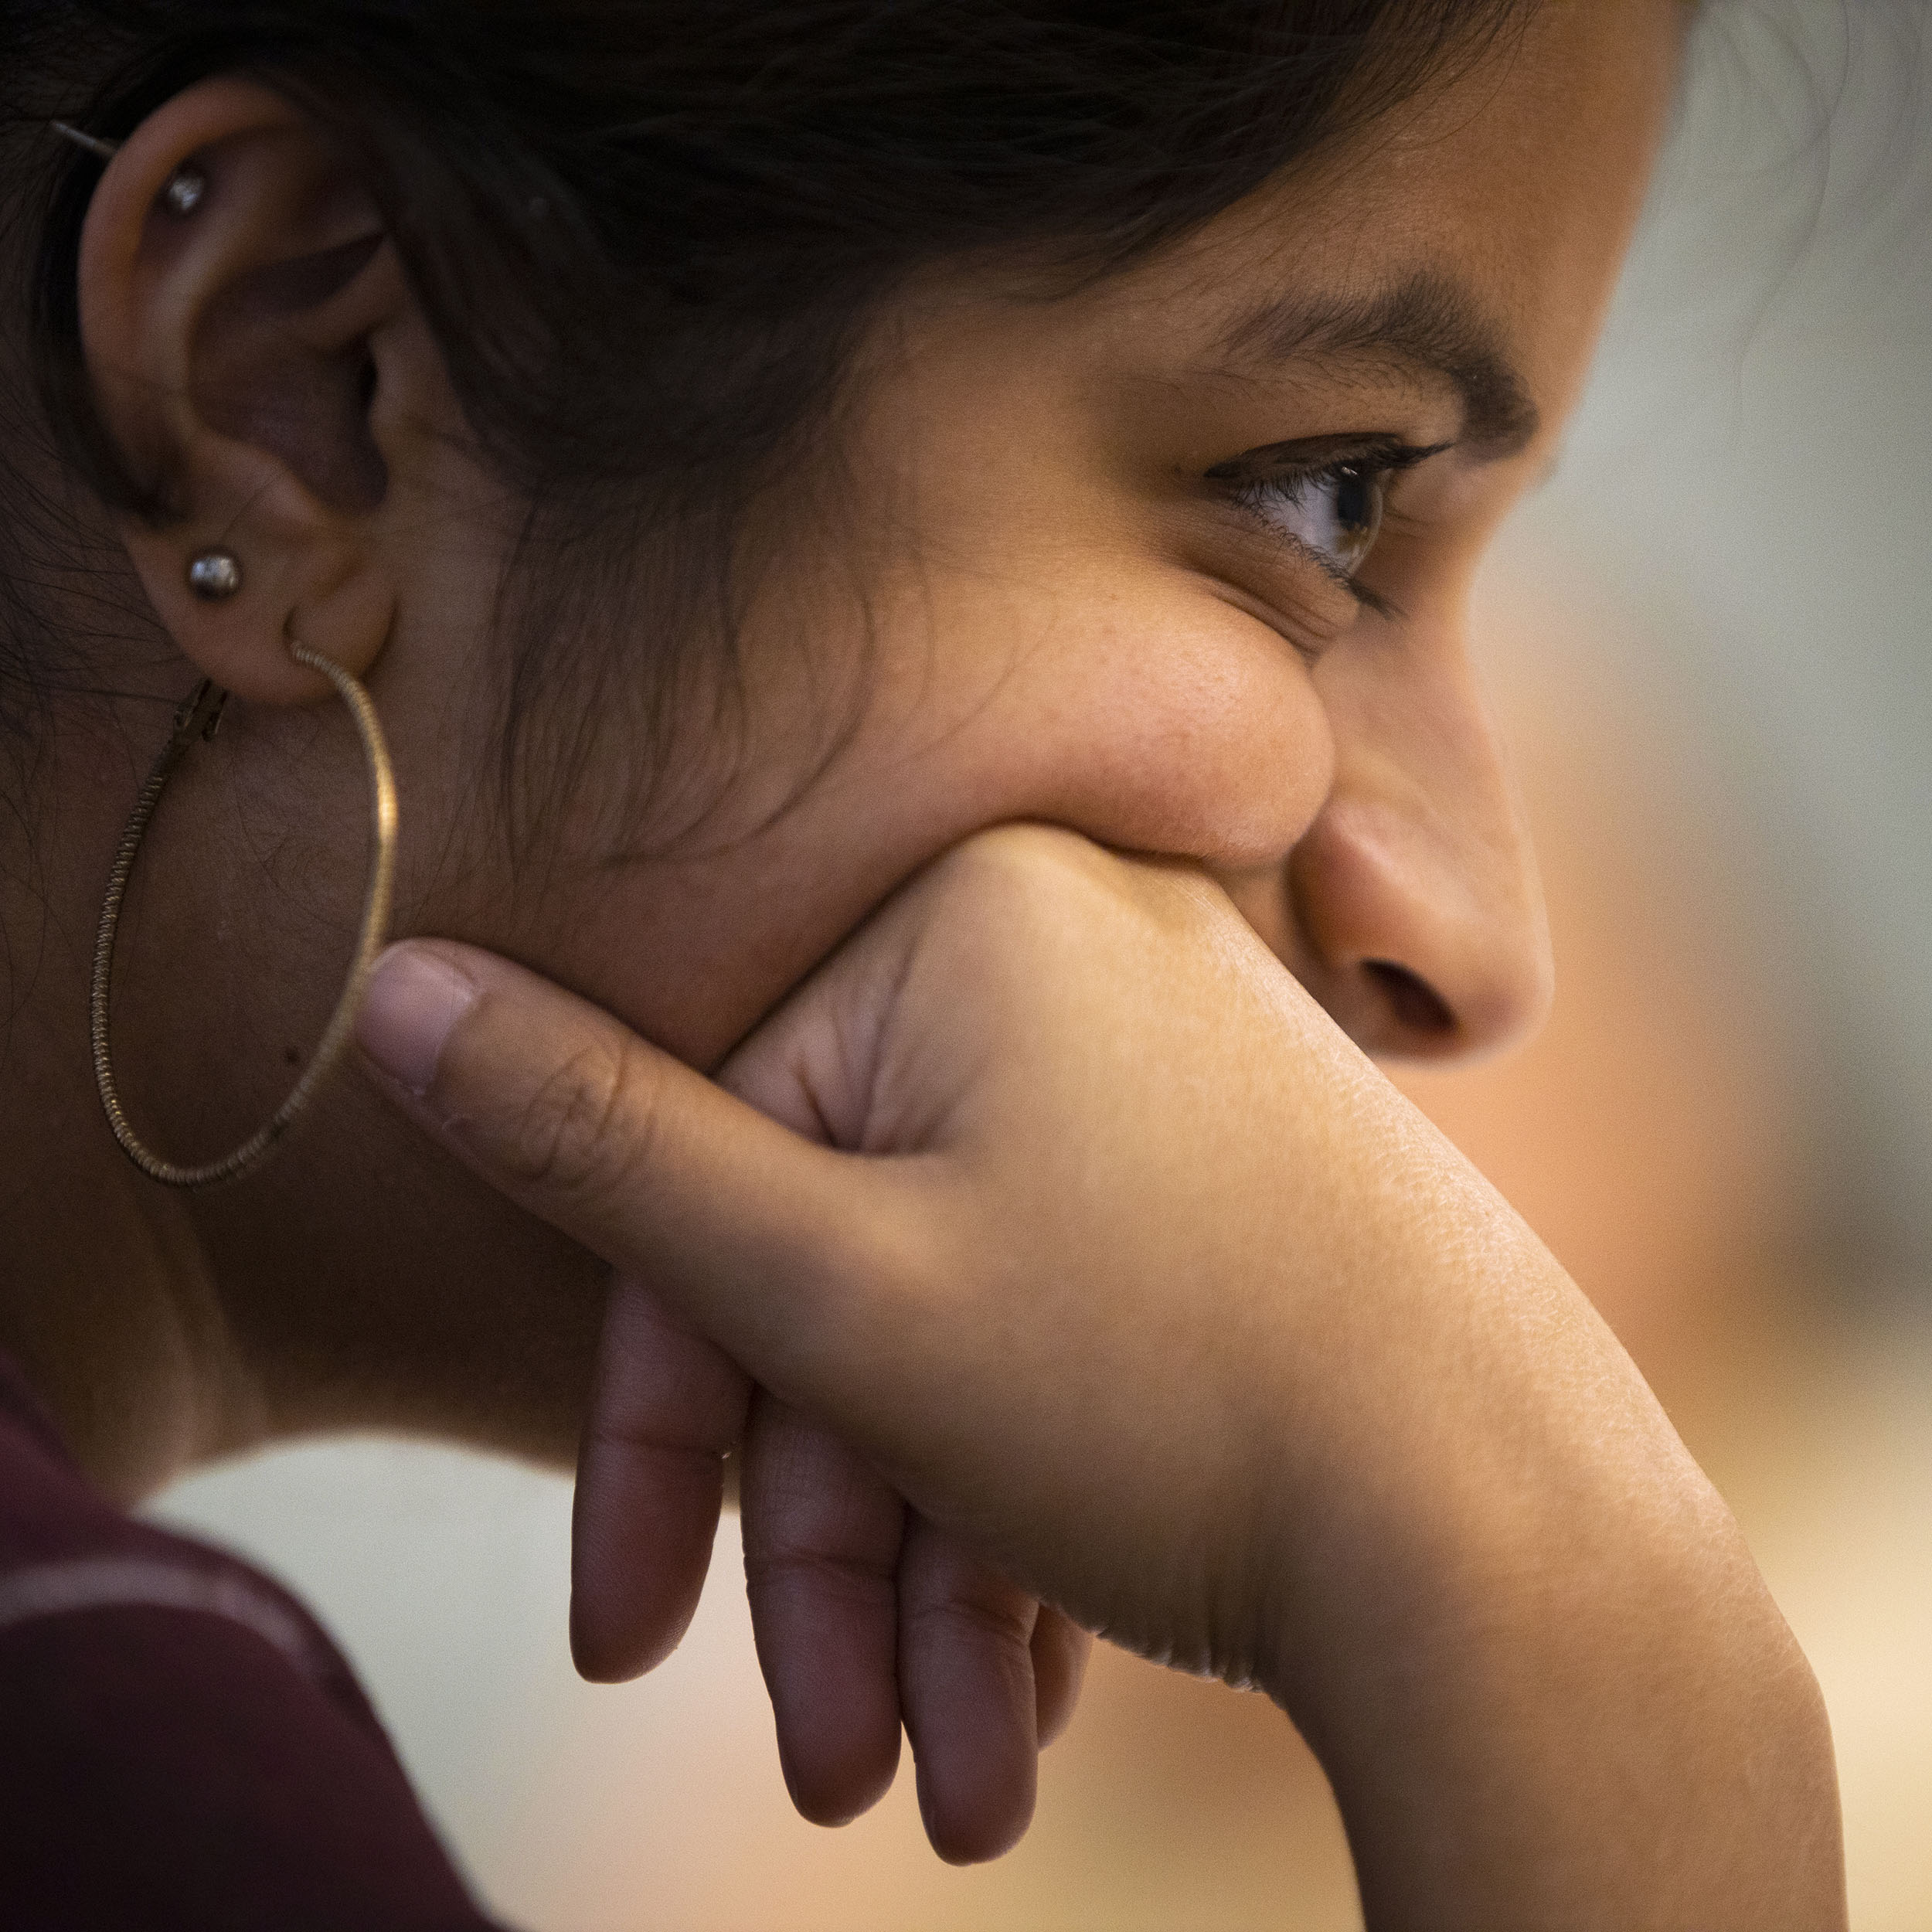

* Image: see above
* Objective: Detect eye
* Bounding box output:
[1204,437,1448,592]
[1236,460,1391,579]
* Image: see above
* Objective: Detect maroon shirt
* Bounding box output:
[0,1351,512,1930]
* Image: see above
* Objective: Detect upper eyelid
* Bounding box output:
[1202,435,1453,488]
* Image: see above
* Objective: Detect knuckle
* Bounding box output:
[905,1590,1039,1662]
[903,1540,1039,1651]
[920,823,1150,966]
[743,1549,900,1617]
[502,1030,651,1204]
[930,821,1098,909]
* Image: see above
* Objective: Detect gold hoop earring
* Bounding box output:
[90,642,399,1189]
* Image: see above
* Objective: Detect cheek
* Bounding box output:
[535,580,1335,1070]
[930,590,1337,870]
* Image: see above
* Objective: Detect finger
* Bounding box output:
[741,1396,905,1826]
[897,1515,1041,1865]
[1031,1607,1092,1749]
[353,940,900,1400]
[570,1275,751,1682]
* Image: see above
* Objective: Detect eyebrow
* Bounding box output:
[1218,270,1542,460]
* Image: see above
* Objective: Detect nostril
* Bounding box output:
[1362,960,1455,1039]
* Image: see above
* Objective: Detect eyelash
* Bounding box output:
[1210,440,1447,614]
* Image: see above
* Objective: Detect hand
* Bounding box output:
[569,1274,1089,1862]
[358,825,1844,1928]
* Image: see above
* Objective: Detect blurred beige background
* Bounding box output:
[152,6,1932,1927]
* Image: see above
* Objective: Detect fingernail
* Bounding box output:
[357,944,478,1097]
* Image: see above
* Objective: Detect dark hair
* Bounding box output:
[0,1,1526,829]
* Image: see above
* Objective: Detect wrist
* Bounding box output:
[1253,1369,1843,1929]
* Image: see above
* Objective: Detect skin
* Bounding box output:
[353,828,1845,1927]
[13,3,1658,1474]
[0,0,1845,1912]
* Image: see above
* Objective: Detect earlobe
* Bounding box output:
[76,78,425,708]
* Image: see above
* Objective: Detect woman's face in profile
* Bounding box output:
[495,0,1682,1075]
[0,0,1691,1471]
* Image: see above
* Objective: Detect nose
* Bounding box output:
[1230,632,1553,1063]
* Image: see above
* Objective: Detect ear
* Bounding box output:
[78,77,457,706]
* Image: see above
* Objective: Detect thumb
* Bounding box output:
[353,939,900,1397]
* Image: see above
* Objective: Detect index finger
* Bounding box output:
[353,938,902,1396]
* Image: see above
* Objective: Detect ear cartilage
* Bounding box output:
[186,550,243,602]
[49,122,204,217]
[162,166,206,217]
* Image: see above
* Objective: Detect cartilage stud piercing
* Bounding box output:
[50,124,206,218]
[162,166,206,217]
[186,549,243,601]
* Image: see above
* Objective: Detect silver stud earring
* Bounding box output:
[49,124,205,216]
[162,165,206,218]
[186,549,243,601]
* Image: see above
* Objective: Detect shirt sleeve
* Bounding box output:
[0,1598,514,1931]
[0,1350,516,1932]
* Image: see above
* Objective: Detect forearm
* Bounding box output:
[352,843,1849,1923]
[1254,1240,1844,1928]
